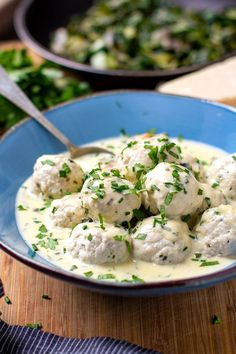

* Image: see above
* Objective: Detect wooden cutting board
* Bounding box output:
[1,251,236,354]
[1,41,236,354]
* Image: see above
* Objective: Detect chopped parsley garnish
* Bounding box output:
[99,214,105,230]
[17,205,27,211]
[111,169,121,177]
[70,265,78,271]
[26,323,42,330]
[134,233,147,240]
[32,244,38,252]
[114,235,126,241]
[204,197,212,208]
[125,240,132,253]
[153,216,168,227]
[59,163,71,178]
[121,140,137,154]
[200,260,219,267]
[131,275,144,283]
[148,146,159,165]
[151,184,160,192]
[118,197,124,204]
[133,163,147,179]
[46,238,58,250]
[4,296,12,305]
[39,224,47,233]
[52,207,57,214]
[82,224,88,230]
[165,192,174,206]
[211,182,219,189]
[198,188,203,195]
[39,199,52,211]
[41,160,55,166]
[189,234,197,240]
[232,155,236,162]
[87,234,93,241]
[84,271,93,278]
[42,294,51,300]
[211,315,221,325]
[90,183,105,200]
[98,273,116,280]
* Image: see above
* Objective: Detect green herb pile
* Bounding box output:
[0,48,91,132]
[51,0,236,71]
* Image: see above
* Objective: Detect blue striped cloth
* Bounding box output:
[0,279,161,354]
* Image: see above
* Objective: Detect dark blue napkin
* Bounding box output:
[0,279,161,354]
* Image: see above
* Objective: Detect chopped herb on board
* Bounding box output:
[26,323,43,330]
[211,315,221,325]
[42,294,51,300]
[4,296,12,305]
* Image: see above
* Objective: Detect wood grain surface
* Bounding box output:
[1,250,236,354]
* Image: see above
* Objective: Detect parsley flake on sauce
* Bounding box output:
[70,265,78,271]
[98,273,116,280]
[17,205,27,211]
[84,271,93,278]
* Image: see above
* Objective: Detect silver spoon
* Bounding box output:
[0,65,113,158]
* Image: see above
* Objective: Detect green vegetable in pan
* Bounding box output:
[50,0,236,70]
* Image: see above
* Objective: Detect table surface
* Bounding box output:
[1,251,236,354]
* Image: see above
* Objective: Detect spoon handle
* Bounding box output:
[0,65,75,151]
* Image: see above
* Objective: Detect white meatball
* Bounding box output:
[48,194,85,228]
[142,162,203,217]
[68,221,131,264]
[80,175,141,223]
[198,183,226,213]
[132,216,191,264]
[206,154,236,203]
[194,205,236,257]
[31,154,84,198]
[117,137,182,182]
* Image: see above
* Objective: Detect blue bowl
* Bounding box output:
[1,91,236,296]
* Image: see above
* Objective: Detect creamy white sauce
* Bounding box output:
[16,136,236,283]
